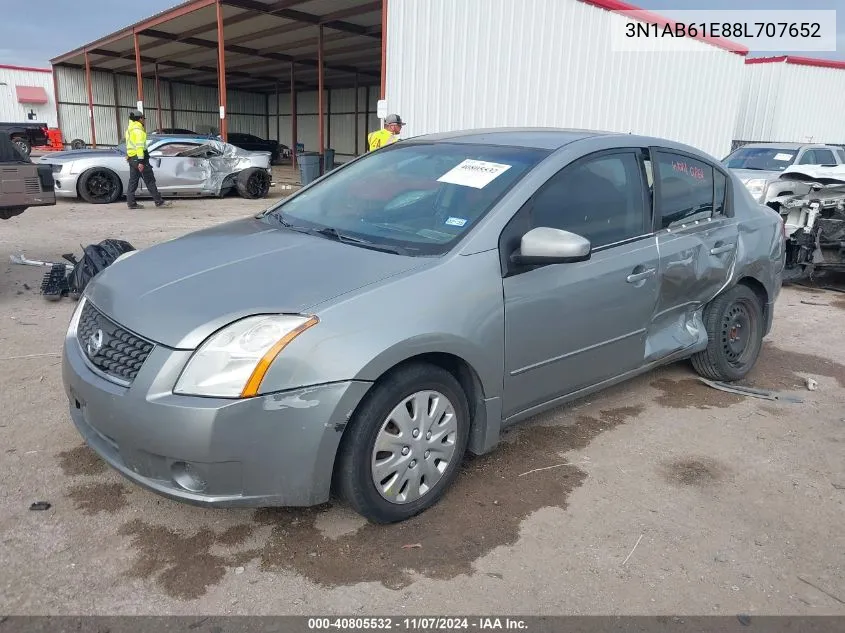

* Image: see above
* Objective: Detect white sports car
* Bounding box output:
[38,135,274,204]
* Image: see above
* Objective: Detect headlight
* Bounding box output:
[173,314,318,398]
[744,178,768,200]
[51,164,63,174]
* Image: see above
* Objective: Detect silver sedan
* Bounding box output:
[39,135,273,203]
[61,128,785,523]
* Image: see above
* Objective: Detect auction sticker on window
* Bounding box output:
[437,159,512,189]
[774,153,795,161]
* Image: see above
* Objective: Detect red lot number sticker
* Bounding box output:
[672,160,705,181]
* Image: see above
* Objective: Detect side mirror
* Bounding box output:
[511,227,592,266]
[148,150,163,158]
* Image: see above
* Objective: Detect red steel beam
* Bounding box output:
[133,31,144,109]
[51,66,62,135]
[216,0,228,140]
[318,25,324,164]
[290,62,297,168]
[84,51,97,147]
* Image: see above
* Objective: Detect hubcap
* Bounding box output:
[88,173,115,200]
[371,390,458,504]
[721,300,754,366]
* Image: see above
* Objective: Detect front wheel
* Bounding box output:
[78,168,122,204]
[334,363,470,523]
[691,284,764,382]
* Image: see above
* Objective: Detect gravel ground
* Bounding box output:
[0,191,843,615]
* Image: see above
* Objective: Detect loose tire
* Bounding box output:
[334,363,471,523]
[691,284,764,382]
[236,168,271,199]
[12,136,31,157]
[70,139,86,150]
[78,168,122,204]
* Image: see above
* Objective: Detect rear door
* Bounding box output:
[501,148,660,418]
[648,147,738,361]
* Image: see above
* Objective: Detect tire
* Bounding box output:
[70,139,86,150]
[690,284,764,382]
[12,136,31,157]
[334,363,471,524]
[236,168,271,199]
[0,206,27,220]
[78,168,122,204]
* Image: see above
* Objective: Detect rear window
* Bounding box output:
[264,142,549,256]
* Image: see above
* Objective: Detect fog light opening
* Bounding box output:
[171,461,208,493]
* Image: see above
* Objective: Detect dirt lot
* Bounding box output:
[1,189,844,616]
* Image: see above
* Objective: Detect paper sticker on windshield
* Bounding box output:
[437,159,512,189]
[774,153,795,161]
[445,217,467,227]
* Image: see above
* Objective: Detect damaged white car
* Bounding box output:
[38,135,273,204]
[767,164,845,282]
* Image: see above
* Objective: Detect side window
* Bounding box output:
[156,142,201,156]
[798,150,817,165]
[714,170,727,216]
[654,151,716,229]
[530,152,647,248]
[836,148,845,163]
[815,149,836,165]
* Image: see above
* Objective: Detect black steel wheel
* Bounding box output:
[691,284,765,382]
[236,168,271,199]
[78,168,122,204]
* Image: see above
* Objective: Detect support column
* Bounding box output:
[216,0,228,140]
[52,66,63,136]
[317,25,325,173]
[364,85,370,150]
[326,88,331,154]
[168,79,176,128]
[275,82,280,145]
[155,63,163,131]
[353,73,359,156]
[133,31,143,111]
[84,50,97,147]
[290,62,297,169]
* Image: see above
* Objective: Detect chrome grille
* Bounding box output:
[76,301,154,384]
[24,177,40,194]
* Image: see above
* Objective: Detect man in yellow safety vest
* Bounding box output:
[125,110,171,209]
[367,113,405,151]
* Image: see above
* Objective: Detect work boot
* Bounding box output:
[127,202,145,209]
[155,200,172,208]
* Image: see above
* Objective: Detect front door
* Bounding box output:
[501,148,659,419]
[145,142,212,194]
[647,148,740,360]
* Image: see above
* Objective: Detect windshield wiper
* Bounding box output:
[313,227,411,256]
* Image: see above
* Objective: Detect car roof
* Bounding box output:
[149,134,215,143]
[734,142,836,150]
[407,127,618,150]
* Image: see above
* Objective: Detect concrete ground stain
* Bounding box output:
[663,457,726,487]
[56,444,107,476]
[118,520,256,600]
[67,482,130,515]
[242,405,644,590]
[650,377,745,409]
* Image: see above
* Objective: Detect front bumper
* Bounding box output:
[52,173,80,198]
[61,309,371,508]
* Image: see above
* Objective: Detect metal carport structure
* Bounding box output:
[50,0,385,165]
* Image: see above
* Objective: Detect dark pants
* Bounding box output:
[126,157,163,206]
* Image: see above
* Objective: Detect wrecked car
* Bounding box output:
[62,128,784,524]
[0,131,56,220]
[38,135,273,204]
[767,164,845,281]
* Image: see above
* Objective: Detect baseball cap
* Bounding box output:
[385,114,405,126]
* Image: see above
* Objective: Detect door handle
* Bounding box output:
[626,267,656,283]
[710,242,736,255]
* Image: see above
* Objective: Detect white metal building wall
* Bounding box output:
[385,0,745,159]
[55,65,271,146]
[735,60,845,145]
[0,66,58,127]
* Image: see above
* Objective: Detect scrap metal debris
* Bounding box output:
[806,378,819,391]
[10,253,72,270]
[29,502,51,511]
[401,543,422,550]
[696,377,804,403]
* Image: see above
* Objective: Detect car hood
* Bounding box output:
[85,217,428,349]
[39,149,121,163]
[730,168,780,184]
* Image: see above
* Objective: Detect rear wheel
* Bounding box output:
[11,136,30,157]
[334,363,470,523]
[236,168,271,199]
[691,284,764,382]
[78,168,122,204]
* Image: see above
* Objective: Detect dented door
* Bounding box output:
[647,148,738,361]
[151,156,212,193]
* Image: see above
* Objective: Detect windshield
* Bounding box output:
[262,142,549,256]
[723,147,798,171]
